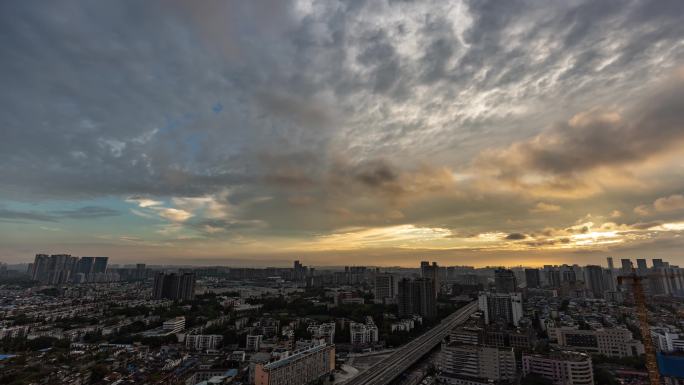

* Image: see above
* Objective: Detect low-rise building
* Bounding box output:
[247,334,263,351]
[390,319,416,333]
[229,350,246,362]
[254,343,335,385]
[553,327,644,357]
[307,322,336,344]
[437,342,516,383]
[350,317,378,346]
[185,334,223,351]
[652,329,684,353]
[163,316,186,334]
[522,351,594,385]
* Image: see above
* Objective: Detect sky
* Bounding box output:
[1,0,684,267]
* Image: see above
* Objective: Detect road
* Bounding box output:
[343,301,478,385]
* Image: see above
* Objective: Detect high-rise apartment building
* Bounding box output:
[494,268,517,293]
[398,278,437,319]
[478,292,523,327]
[152,272,196,301]
[649,265,684,296]
[93,257,108,273]
[179,272,196,300]
[293,260,308,282]
[420,261,440,297]
[603,268,616,291]
[48,254,78,284]
[374,273,396,303]
[621,258,633,273]
[76,257,95,276]
[135,263,147,280]
[548,269,561,289]
[584,265,606,299]
[636,258,648,276]
[29,254,108,284]
[606,257,614,270]
[344,266,368,285]
[525,268,541,289]
[397,278,414,318]
[30,254,50,282]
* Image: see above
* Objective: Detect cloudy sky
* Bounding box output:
[2,0,684,267]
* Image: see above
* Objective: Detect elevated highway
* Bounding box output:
[343,301,478,385]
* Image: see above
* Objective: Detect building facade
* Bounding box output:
[478,292,523,326]
[254,343,335,385]
[374,273,396,303]
[554,327,644,358]
[162,316,185,334]
[525,268,541,289]
[522,351,594,385]
[29,254,108,284]
[185,334,223,351]
[398,277,437,319]
[421,261,440,297]
[584,265,607,299]
[152,272,196,301]
[349,317,378,346]
[494,268,517,293]
[247,334,263,351]
[307,322,336,345]
[438,343,516,383]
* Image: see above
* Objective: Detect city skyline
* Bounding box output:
[2,1,684,266]
[9,253,679,271]
[3,251,684,384]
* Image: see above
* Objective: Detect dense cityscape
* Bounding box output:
[0,255,683,385]
[3,1,684,385]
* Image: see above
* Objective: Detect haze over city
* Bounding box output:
[2,0,684,267]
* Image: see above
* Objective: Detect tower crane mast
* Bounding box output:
[618,269,661,385]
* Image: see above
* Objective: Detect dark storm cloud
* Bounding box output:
[505,233,527,240]
[258,151,321,187]
[52,206,120,219]
[1,0,683,254]
[0,0,298,200]
[0,205,118,222]
[2,0,682,198]
[418,16,459,84]
[537,80,684,174]
[475,74,684,180]
[0,208,57,223]
[356,29,405,97]
[349,159,399,188]
[255,91,335,128]
[629,221,663,230]
[525,238,570,247]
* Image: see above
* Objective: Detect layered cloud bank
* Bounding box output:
[1,0,684,265]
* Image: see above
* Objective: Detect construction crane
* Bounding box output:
[618,269,661,385]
